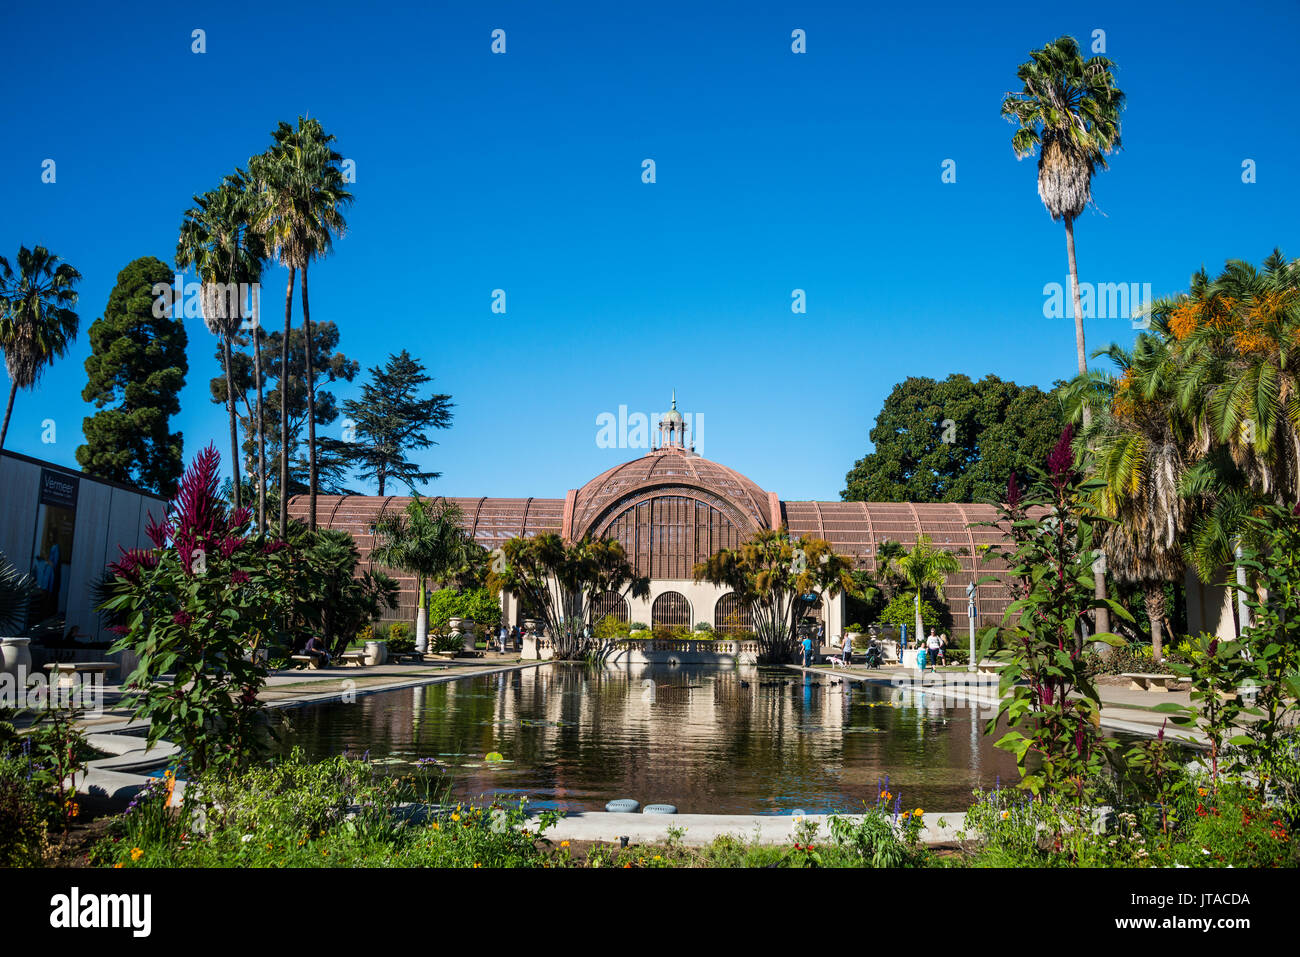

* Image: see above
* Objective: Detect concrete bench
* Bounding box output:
[290,655,327,670]
[337,652,367,667]
[977,662,1010,674]
[1123,672,1184,692]
[43,662,118,688]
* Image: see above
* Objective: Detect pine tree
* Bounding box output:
[340,350,453,494]
[77,257,188,496]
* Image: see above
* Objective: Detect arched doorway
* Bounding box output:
[591,591,629,624]
[651,591,691,630]
[713,592,753,635]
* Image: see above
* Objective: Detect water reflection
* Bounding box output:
[280,664,1026,814]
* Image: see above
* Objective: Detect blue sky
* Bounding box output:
[2,0,1297,503]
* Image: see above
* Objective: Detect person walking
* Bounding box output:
[936,631,948,666]
[926,630,942,672]
[801,633,813,668]
[842,630,854,665]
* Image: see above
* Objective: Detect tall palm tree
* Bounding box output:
[1003,35,1125,633]
[881,535,961,643]
[0,246,82,451]
[177,172,266,515]
[369,497,477,654]
[250,117,352,533]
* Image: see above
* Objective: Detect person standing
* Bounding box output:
[801,633,813,667]
[926,630,942,672]
[842,631,853,665]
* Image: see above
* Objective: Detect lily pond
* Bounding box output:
[278,664,1043,814]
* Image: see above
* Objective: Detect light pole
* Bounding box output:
[966,580,977,673]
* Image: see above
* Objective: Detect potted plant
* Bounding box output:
[0,552,35,679]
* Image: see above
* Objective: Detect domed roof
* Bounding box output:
[570,445,773,538]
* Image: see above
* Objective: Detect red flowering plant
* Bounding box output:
[99,444,293,775]
[973,426,1132,801]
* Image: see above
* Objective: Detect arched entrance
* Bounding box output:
[651,591,691,630]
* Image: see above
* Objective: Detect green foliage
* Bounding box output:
[877,594,942,632]
[975,427,1131,799]
[285,526,397,657]
[336,350,454,494]
[0,245,82,453]
[841,374,1064,504]
[0,755,50,866]
[100,445,292,775]
[488,533,649,661]
[692,528,854,664]
[76,256,188,496]
[97,750,558,868]
[427,587,500,633]
[386,621,414,653]
[0,549,36,632]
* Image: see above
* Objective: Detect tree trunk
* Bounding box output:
[0,380,17,452]
[222,335,242,511]
[1144,585,1165,662]
[278,268,295,538]
[301,262,318,531]
[1065,213,1110,638]
[253,320,267,534]
[415,575,428,653]
[915,590,924,647]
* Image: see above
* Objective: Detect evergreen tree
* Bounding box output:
[338,350,454,494]
[77,257,188,496]
[841,374,1063,504]
[213,320,357,501]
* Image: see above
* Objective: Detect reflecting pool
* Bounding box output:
[279,664,1049,813]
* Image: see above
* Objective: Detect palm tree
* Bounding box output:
[250,117,352,534]
[177,172,267,515]
[881,535,961,643]
[0,246,82,451]
[0,550,36,633]
[1003,35,1125,634]
[369,496,478,654]
[1065,336,1192,661]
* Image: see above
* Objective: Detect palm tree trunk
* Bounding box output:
[222,335,242,510]
[253,323,267,533]
[415,573,428,653]
[279,268,295,537]
[1144,586,1165,662]
[300,262,318,531]
[1065,213,1111,638]
[915,590,924,647]
[0,380,17,452]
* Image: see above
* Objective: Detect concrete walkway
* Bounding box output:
[527,810,965,846]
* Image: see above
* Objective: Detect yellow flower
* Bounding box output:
[473,863,481,868]
[560,840,570,848]
[432,822,440,830]
[130,847,143,861]
[451,813,460,822]
[1001,810,1010,820]
[113,863,123,869]
[913,809,923,817]
[653,855,661,861]
[1197,787,1208,797]
[266,843,273,850]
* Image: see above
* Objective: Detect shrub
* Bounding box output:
[0,756,50,867]
[877,594,942,633]
[627,622,649,632]
[693,622,713,633]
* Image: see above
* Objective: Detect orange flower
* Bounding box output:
[130,847,143,861]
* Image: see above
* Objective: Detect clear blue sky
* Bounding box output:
[2,0,1297,502]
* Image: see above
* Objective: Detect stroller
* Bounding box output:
[863,638,884,668]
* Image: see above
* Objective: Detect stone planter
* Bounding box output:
[363,640,388,666]
[1,638,32,679]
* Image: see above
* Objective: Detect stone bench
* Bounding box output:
[337,652,367,667]
[43,662,118,688]
[290,655,327,670]
[1122,672,1187,692]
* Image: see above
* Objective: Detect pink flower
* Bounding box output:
[231,570,250,585]
[172,611,193,626]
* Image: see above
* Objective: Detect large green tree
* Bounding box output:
[211,320,358,503]
[337,350,454,495]
[77,257,189,496]
[841,374,1064,503]
[0,245,82,451]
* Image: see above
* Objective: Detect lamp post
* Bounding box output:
[966,580,977,674]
